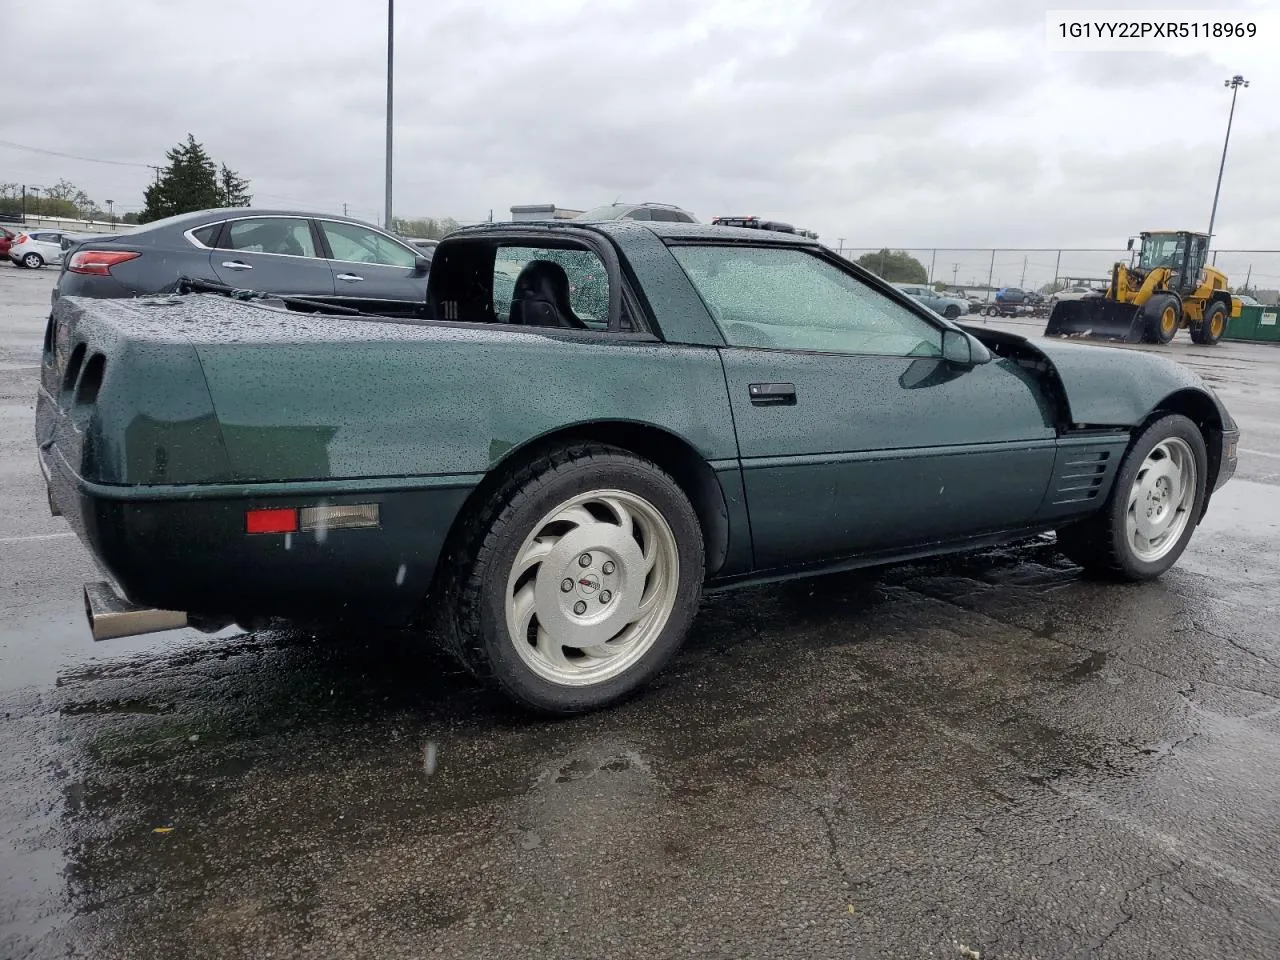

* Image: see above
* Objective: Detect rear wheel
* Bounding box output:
[1143,293,1180,343]
[1056,413,1207,581]
[21,252,44,269]
[984,305,997,317]
[437,443,704,714]
[1191,301,1227,345]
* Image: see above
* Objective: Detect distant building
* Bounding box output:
[509,204,585,222]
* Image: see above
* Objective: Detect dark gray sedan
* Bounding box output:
[54,208,431,317]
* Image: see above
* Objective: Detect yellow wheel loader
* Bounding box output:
[1045,230,1241,345]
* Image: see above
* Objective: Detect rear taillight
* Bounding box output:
[68,250,140,276]
[15,234,27,244]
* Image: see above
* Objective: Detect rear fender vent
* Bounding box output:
[60,343,86,405]
[1052,448,1111,504]
[75,353,106,407]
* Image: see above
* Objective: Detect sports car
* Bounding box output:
[36,220,1239,713]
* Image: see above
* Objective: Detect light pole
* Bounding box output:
[1207,74,1248,242]
[384,0,395,231]
[105,200,114,227]
[29,185,43,220]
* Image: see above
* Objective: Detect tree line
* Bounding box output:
[0,179,126,222]
[0,134,252,225]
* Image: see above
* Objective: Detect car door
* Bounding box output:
[316,219,429,317]
[668,243,1058,570]
[209,216,336,300]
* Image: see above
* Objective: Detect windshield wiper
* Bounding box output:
[172,276,391,319]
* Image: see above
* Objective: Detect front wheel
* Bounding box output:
[944,305,961,319]
[438,443,704,714]
[1143,293,1180,343]
[21,253,44,269]
[1056,413,1208,581]
[1191,301,1227,345]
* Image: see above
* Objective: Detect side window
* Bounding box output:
[191,223,220,247]
[652,209,696,223]
[624,207,652,221]
[223,218,317,257]
[494,245,611,329]
[670,245,943,357]
[321,221,417,268]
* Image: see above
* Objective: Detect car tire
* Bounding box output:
[1055,413,1208,581]
[983,306,997,317]
[1191,301,1227,345]
[437,442,705,714]
[944,305,961,319]
[21,253,44,269]
[1142,293,1180,343]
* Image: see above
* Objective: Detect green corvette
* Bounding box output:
[36,220,1239,713]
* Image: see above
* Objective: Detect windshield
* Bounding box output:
[1138,233,1185,270]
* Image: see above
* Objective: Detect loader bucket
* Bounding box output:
[1044,299,1145,342]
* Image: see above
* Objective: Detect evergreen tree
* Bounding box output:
[218,163,252,207]
[139,135,251,222]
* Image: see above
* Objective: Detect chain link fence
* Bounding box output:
[832,246,1280,304]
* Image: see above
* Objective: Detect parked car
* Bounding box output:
[52,208,432,317]
[995,287,1032,305]
[39,220,1238,714]
[893,283,969,320]
[710,216,819,239]
[0,225,20,260]
[1049,285,1098,305]
[1234,293,1260,307]
[576,202,698,223]
[9,229,86,269]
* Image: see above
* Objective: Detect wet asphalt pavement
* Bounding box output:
[2,265,1280,959]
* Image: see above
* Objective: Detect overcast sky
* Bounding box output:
[5,0,1278,263]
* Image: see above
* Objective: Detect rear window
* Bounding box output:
[191,224,220,246]
[494,246,611,327]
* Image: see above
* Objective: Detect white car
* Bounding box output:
[8,229,86,269]
[1049,284,1105,305]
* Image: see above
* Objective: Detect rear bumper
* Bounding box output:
[53,272,136,301]
[39,438,475,628]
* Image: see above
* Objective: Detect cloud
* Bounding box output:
[3,0,1277,251]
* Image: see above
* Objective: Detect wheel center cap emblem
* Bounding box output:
[578,574,601,595]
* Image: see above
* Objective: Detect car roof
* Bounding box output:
[451,220,816,246]
[130,207,393,233]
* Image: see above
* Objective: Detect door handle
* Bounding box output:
[336,273,365,282]
[748,382,796,406]
[221,261,252,271]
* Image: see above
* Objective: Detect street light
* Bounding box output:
[384,0,394,230]
[1207,74,1248,243]
[29,185,43,220]
[105,199,114,227]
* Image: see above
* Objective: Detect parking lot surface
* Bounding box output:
[3,263,1280,959]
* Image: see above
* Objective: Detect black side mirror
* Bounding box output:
[413,255,431,274]
[942,328,990,367]
[1127,237,1135,251]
